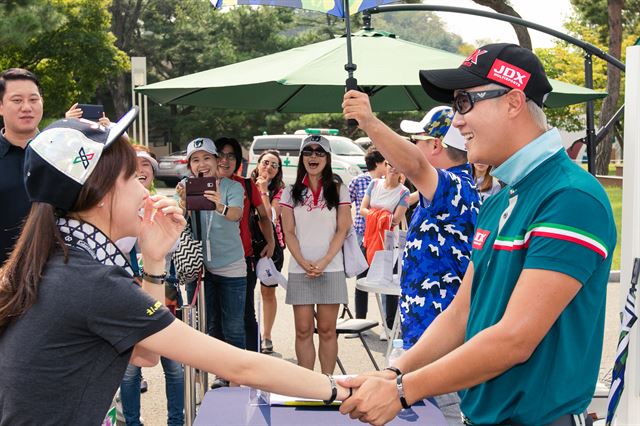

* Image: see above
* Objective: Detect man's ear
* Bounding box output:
[506,89,527,118]
[432,138,444,154]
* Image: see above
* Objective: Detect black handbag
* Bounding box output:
[244,179,284,265]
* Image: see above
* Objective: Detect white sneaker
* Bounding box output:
[379,330,388,341]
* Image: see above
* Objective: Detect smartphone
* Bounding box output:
[186,176,217,211]
[77,104,104,121]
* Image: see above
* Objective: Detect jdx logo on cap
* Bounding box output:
[194,139,203,148]
[488,59,531,90]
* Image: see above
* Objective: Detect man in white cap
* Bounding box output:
[341,103,481,422]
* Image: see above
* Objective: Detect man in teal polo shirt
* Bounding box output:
[340,43,616,426]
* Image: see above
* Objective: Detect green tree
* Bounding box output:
[0,0,128,119]
[371,12,463,52]
[570,0,635,174]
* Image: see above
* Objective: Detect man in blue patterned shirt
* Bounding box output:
[397,107,480,349]
[340,101,480,424]
[348,148,385,319]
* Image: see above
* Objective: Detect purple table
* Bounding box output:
[194,387,447,425]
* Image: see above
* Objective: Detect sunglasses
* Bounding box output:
[302,148,327,158]
[384,161,395,168]
[261,159,280,169]
[218,152,236,161]
[409,134,435,144]
[453,88,510,115]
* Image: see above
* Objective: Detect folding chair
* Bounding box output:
[315,304,380,374]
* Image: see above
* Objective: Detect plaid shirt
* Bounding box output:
[348,172,372,236]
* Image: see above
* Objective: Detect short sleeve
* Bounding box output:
[225,180,245,208]
[272,188,283,201]
[523,188,616,285]
[348,178,357,202]
[365,180,375,197]
[249,179,263,208]
[279,186,294,209]
[87,267,175,354]
[338,183,351,205]
[419,169,455,208]
[398,187,410,208]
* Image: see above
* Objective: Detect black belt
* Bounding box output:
[462,412,592,426]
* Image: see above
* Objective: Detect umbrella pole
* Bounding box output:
[343,0,358,128]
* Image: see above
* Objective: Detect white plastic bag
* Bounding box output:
[342,226,368,278]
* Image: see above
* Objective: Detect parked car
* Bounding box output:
[156,150,189,186]
[247,129,366,185]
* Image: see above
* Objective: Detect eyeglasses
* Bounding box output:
[409,134,435,144]
[384,161,395,168]
[218,152,236,161]
[301,148,327,158]
[452,88,510,115]
[261,159,280,169]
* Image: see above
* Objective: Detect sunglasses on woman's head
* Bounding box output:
[261,159,280,169]
[302,148,327,157]
[452,88,510,115]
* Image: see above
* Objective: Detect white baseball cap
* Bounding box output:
[186,137,218,162]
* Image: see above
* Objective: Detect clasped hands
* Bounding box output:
[338,370,404,426]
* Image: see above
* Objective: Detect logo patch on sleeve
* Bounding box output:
[472,229,491,250]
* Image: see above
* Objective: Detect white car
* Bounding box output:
[247,130,365,185]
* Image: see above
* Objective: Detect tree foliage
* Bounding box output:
[0,0,129,119]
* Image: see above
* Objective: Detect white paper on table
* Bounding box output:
[366,249,394,285]
[269,375,355,406]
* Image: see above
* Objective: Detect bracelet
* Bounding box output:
[141,269,167,285]
[323,374,337,405]
[222,204,229,216]
[396,374,411,409]
[384,366,402,377]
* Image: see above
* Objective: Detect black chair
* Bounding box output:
[315,305,379,374]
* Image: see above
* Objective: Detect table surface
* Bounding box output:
[194,387,446,425]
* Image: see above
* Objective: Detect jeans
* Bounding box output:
[244,256,259,352]
[205,271,247,349]
[120,357,184,426]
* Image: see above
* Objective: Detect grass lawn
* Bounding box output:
[604,185,622,270]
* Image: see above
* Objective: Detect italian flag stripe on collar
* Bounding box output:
[493,222,608,259]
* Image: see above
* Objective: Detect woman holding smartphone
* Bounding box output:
[176,138,247,388]
[0,114,349,426]
[280,135,352,374]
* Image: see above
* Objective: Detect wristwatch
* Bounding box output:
[396,374,411,409]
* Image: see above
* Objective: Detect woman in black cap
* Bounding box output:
[0,112,348,425]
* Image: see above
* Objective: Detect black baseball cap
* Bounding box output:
[419,43,553,108]
[24,107,139,211]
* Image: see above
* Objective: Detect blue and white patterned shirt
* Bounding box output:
[400,164,480,348]
[348,172,372,237]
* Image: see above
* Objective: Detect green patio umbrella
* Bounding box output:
[136,29,606,113]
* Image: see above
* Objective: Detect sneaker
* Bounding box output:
[211,378,229,389]
[261,338,274,354]
[379,330,388,341]
[140,379,148,393]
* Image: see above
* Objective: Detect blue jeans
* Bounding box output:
[186,272,247,349]
[120,358,184,426]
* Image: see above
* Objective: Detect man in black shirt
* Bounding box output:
[0,68,43,265]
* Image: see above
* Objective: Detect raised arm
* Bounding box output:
[343,91,439,200]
